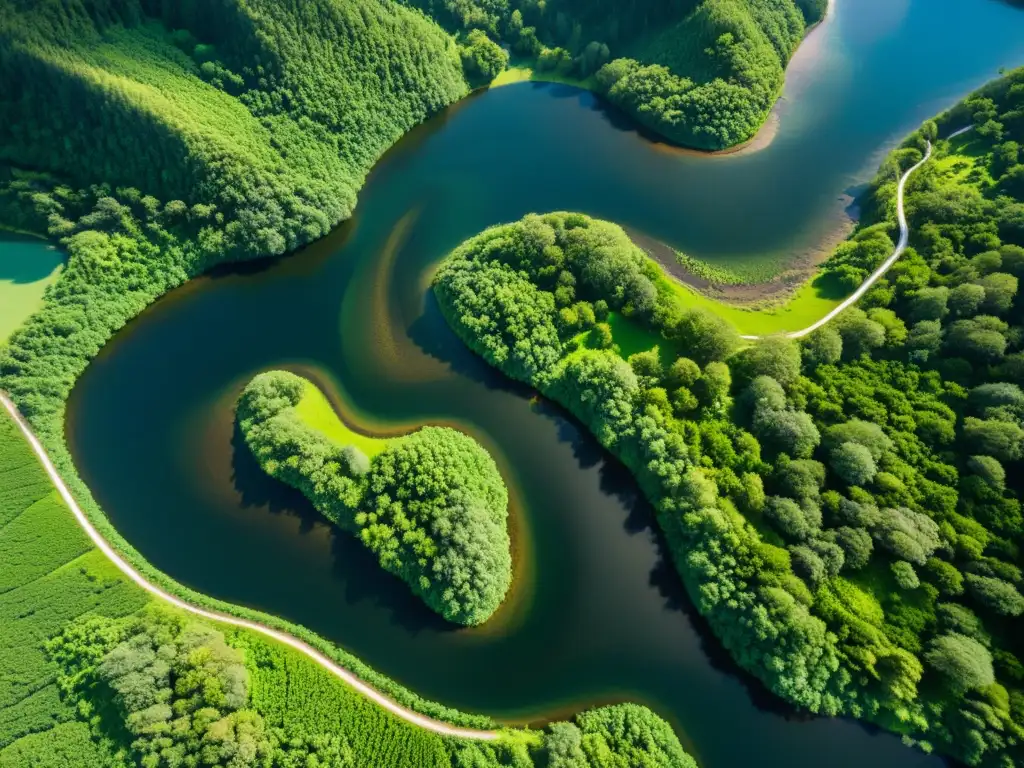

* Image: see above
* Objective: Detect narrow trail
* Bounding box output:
[0,392,500,742]
[740,126,972,340]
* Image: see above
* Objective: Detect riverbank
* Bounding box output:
[490,0,835,158]
[629,126,956,338]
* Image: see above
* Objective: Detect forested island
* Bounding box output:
[433,68,1024,766]
[237,371,513,626]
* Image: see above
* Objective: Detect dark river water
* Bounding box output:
[66,0,1024,765]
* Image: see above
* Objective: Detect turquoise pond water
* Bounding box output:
[0,235,62,341]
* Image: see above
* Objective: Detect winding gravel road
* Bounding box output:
[0,392,500,742]
[740,126,972,340]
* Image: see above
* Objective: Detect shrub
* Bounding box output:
[924,633,995,694]
[829,442,877,486]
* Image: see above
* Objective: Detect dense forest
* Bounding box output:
[432,66,1024,768]
[404,0,827,148]
[0,0,469,423]
[236,371,513,627]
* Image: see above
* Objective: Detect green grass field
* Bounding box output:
[490,62,596,91]
[0,414,148,764]
[293,380,389,458]
[932,131,995,187]
[665,275,843,336]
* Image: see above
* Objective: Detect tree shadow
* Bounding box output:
[527,393,814,721]
[229,419,320,533]
[406,290,537,399]
[327,526,456,636]
[204,217,356,281]
[528,397,604,471]
[809,270,852,300]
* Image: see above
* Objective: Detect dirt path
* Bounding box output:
[0,392,500,742]
[740,126,972,340]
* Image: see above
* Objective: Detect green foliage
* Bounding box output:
[237,371,512,626]
[964,573,1024,617]
[0,0,467,429]
[673,309,739,366]
[924,633,995,694]
[0,415,148,759]
[574,704,695,767]
[0,722,105,768]
[728,336,802,387]
[1,1,467,258]
[801,326,843,368]
[891,561,920,590]
[829,442,877,486]
[460,30,509,85]
[412,0,819,148]
[593,0,809,149]
[47,610,269,767]
[232,631,455,768]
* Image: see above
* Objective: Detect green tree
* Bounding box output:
[965,573,1024,616]
[673,309,740,365]
[924,633,995,694]
[729,336,802,387]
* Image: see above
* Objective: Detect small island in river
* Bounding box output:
[237,370,513,627]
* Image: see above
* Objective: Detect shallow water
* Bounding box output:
[66,1,1024,765]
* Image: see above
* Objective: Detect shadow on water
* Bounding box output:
[229,419,318,526]
[406,290,539,399]
[205,218,358,282]
[579,88,690,148]
[328,531,456,637]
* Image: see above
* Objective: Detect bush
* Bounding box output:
[891,561,920,590]
[924,633,995,694]
[673,309,740,365]
[829,442,877,486]
[729,336,802,387]
[832,526,873,571]
[765,496,813,541]
[801,326,843,367]
[965,573,1024,616]
[460,30,509,85]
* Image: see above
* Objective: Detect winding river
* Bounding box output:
[65,0,1024,765]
